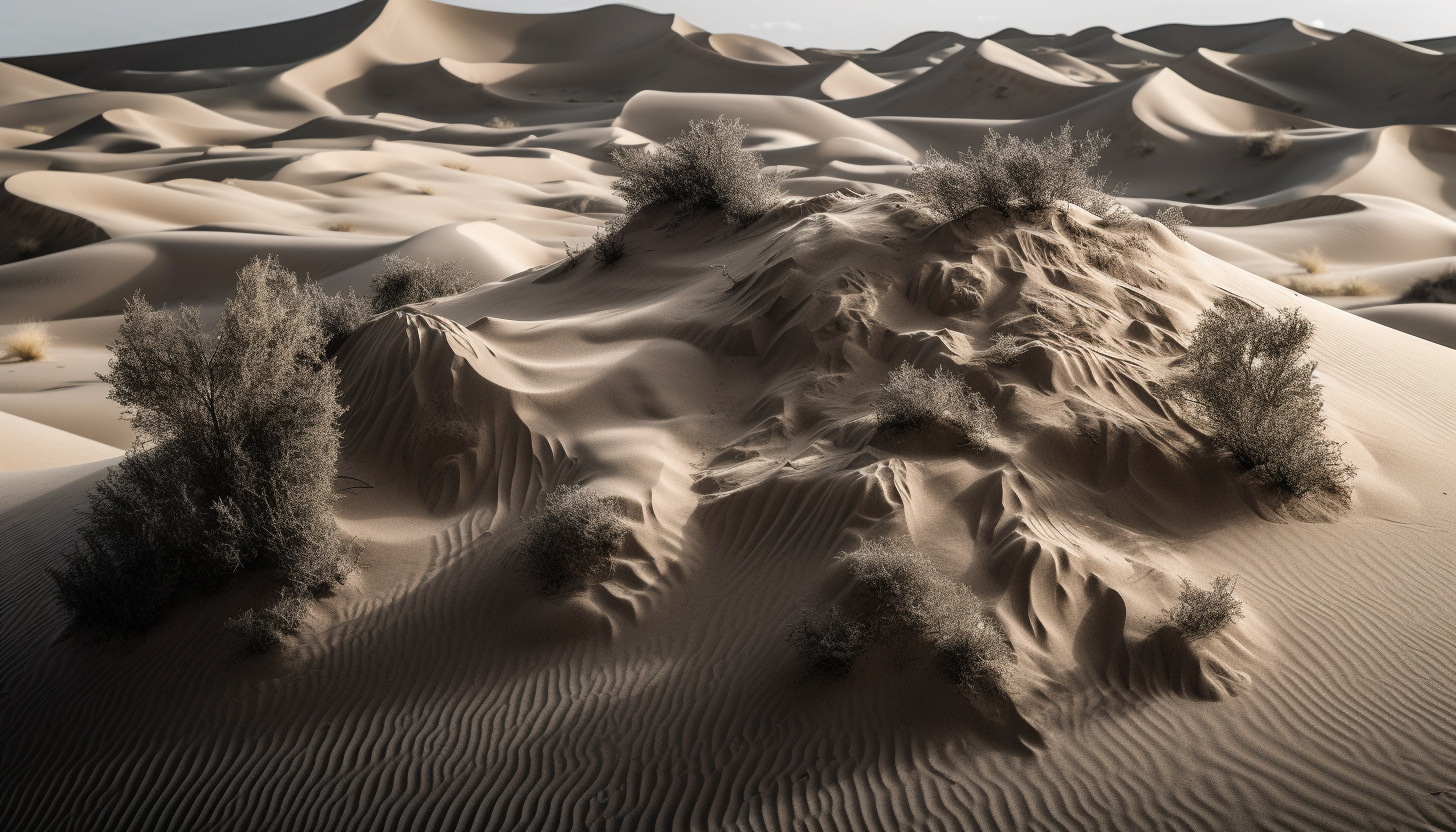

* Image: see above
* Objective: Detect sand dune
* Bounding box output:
[0,3,1453,830]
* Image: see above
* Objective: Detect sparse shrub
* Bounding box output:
[417,185,436,195]
[839,539,1013,697]
[486,116,519,129]
[875,362,996,448]
[442,161,473,172]
[303,282,371,357]
[22,124,47,134]
[592,217,627,266]
[49,255,356,637]
[1273,276,1379,297]
[1154,206,1190,239]
[14,237,42,257]
[787,605,868,678]
[3,322,49,361]
[327,222,357,233]
[609,115,786,227]
[518,485,628,597]
[984,333,1030,365]
[907,123,1120,221]
[1165,297,1356,500]
[1161,575,1243,641]
[1396,268,1456,304]
[1291,247,1326,274]
[1243,129,1292,159]
[226,590,309,655]
[368,253,481,314]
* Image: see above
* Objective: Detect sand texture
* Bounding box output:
[1,3,1454,830]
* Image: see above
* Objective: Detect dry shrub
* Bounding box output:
[1397,267,1456,304]
[1243,129,1292,159]
[592,217,627,266]
[417,185,435,195]
[837,539,1013,698]
[50,256,357,638]
[327,222,357,233]
[1166,297,1355,500]
[786,605,868,679]
[442,161,473,172]
[303,283,371,356]
[227,590,309,655]
[876,362,996,448]
[4,322,49,362]
[368,253,481,314]
[907,123,1122,221]
[15,237,42,257]
[1274,276,1379,297]
[610,115,786,228]
[1291,247,1326,274]
[518,485,628,598]
[985,332,1030,365]
[486,116,518,129]
[1162,575,1243,641]
[1154,206,1191,239]
[22,124,48,134]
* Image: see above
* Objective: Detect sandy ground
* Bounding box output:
[1,2,1453,830]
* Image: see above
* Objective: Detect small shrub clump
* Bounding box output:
[876,362,996,448]
[227,590,309,655]
[1290,247,1327,275]
[1154,205,1190,239]
[368,253,481,314]
[518,485,629,598]
[831,539,1014,698]
[1162,575,1244,641]
[50,255,357,640]
[609,115,786,228]
[3,322,49,362]
[1166,297,1356,500]
[1397,268,1456,304]
[1243,129,1292,159]
[907,123,1121,221]
[786,605,868,679]
[1273,276,1379,297]
[592,217,627,266]
[984,333,1031,365]
[303,283,371,357]
[14,237,42,257]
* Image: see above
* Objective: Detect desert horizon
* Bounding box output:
[1,2,1453,830]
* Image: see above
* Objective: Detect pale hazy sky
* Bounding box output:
[2,0,1451,58]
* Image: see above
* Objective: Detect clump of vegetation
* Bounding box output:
[907,123,1122,221]
[50,255,357,641]
[442,161,474,172]
[875,362,996,448]
[327,222,357,233]
[14,237,42,258]
[592,217,627,266]
[3,322,49,362]
[609,115,786,228]
[816,539,1013,699]
[1273,276,1379,297]
[786,605,868,679]
[22,124,47,134]
[1165,298,1356,500]
[1154,206,1191,239]
[518,485,629,598]
[227,590,309,655]
[1291,247,1326,275]
[417,185,436,196]
[1396,267,1456,304]
[486,116,519,129]
[303,282,371,357]
[1243,129,1292,159]
[1161,575,1244,641]
[368,253,481,314]
[985,332,1031,365]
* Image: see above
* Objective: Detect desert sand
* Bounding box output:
[1,2,1453,830]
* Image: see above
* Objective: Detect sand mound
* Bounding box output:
[0,3,1453,830]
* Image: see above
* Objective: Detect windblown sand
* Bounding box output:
[1,2,1453,830]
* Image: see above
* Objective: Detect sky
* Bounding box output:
[1,0,1452,58]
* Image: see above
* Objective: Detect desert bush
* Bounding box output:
[518,485,629,597]
[609,115,786,227]
[327,222,357,233]
[840,539,1013,697]
[984,333,1030,365]
[227,590,309,655]
[486,116,519,129]
[303,282,372,357]
[368,253,481,314]
[1243,129,1292,159]
[1273,276,1379,297]
[1162,575,1243,641]
[1397,268,1456,304]
[1154,206,1190,239]
[907,123,1120,221]
[787,605,869,678]
[592,217,627,266]
[1291,247,1326,275]
[22,124,47,134]
[14,237,41,257]
[50,255,356,636]
[876,362,996,448]
[3,322,49,361]
[1166,297,1356,499]
[442,161,473,172]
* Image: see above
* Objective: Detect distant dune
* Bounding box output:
[1,2,1453,830]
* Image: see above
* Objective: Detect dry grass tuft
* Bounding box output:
[486,116,518,129]
[327,222,357,233]
[4,322,50,361]
[1162,575,1244,641]
[22,124,47,134]
[1243,129,1292,159]
[1291,247,1326,274]
[1273,276,1379,297]
[442,161,473,172]
[417,185,436,196]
